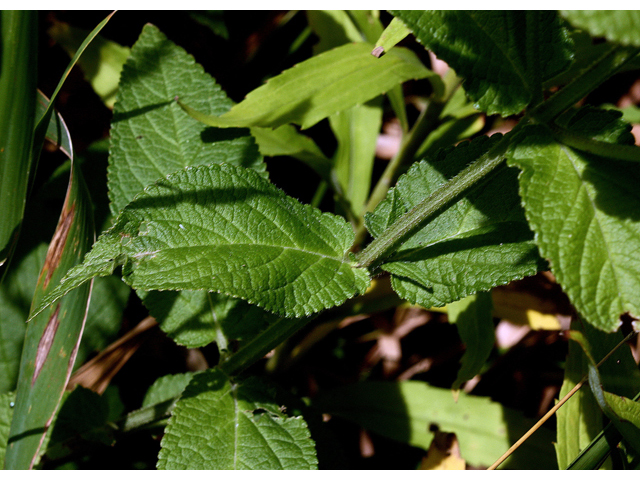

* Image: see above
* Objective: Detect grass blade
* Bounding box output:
[0,11,38,276]
[4,159,95,469]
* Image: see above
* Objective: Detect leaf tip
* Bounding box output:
[371,46,385,58]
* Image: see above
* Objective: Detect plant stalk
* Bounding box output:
[531,44,640,125]
[355,130,513,269]
[219,314,317,377]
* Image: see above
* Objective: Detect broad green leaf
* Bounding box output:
[373,16,411,56]
[0,11,37,273]
[140,289,276,348]
[109,23,266,349]
[314,380,556,469]
[330,97,383,217]
[179,42,441,130]
[34,163,371,319]
[157,368,317,469]
[109,23,264,217]
[392,11,573,115]
[562,11,640,47]
[5,159,94,469]
[506,112,640,331]
[366,135,543,309]
[448,292,495,391]
[0,392,15,467]
[48,20,130,109]
[142,372,196,408]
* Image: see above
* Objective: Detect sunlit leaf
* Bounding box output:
[178,42,441,130]
[315,380,556,469]
[157,369,317,469]
[562,11,640,47]
[506,110,640,331]
[33,163,370,319]
[366,135,543,308]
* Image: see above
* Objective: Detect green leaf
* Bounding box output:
[109,23,264,217]
[392,11,573,115]
[366,135,543,308]
[34,163,371,319]
[0,243,46,394]
[5,159,95,469]
[307,10,362,54]
[0,11,37,272]
[0,392,15,467]
[562,11,640,47]
[347,10,384,44]
[506,113,640,331]
[46,386,115,460]
[157,368,317,469]
[47,20,130,109]
[314,380,556,469]
[555,325,605,469]
[178,42,441,130]
[109,23,266,349]
[448,292,495,391]
[330,97,383,217]
[142,372,196,408]
[140,289,276,348]
[38,90,73,158]
[250,124,332,182]
[373,16,411,56]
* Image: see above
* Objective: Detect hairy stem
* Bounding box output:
[355,130,514,269]
[219,314,317,377]
[531,44,640,124]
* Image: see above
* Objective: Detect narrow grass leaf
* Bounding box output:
[374,16,412,56]
[178,42,440,130]
[250,125,332,182]
[0,392,16,467]
[314,380,556,469]
[47,20,130,109]
[33,163,370,319]
[5,159,95,469]
[330,98,383,217]
[157,369,317,469]
[0,11,38,272]
[142,372,196,408]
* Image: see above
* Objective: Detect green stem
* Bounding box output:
[525,11,543,109]
[354,43,640,269]
[550,123,640,162]
[352,96,446,248]
[355,130,514,269]
[218,314,316,377]
[531,44,640,124]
